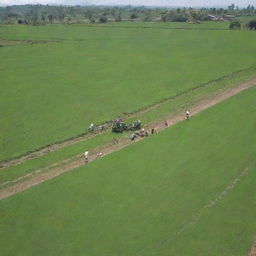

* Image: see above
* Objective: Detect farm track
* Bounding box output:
[1,65,256,170]
[249,242,256,256]
[0,79,255,200]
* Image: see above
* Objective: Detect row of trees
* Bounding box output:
[230,20,256,30]
[161,9,209,22]
[0,4,255,25]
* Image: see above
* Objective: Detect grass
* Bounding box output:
[1,86,255,256]
[1,67,255,186]
[1,23,256,162]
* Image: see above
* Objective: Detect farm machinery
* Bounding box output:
[112,119,141,133]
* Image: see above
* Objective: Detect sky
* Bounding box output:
[0,0,255,7]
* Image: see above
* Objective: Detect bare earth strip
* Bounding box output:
[0,80,255,200]
[249,242,256,256]
[1,66,255,170]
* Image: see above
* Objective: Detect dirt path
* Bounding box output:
[1,66,255,170]
[0,80,255,200]
[249,245,256,256]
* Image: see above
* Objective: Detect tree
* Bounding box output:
[229,21,241,30]
[48,14,54,24]
[99,16,107,23]
[115,12,122,22]
[247,20,256,30]
[130,13,138,19]
[228,3,235,12]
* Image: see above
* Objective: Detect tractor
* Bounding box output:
[112,120,141,133]
[112,121,128,133]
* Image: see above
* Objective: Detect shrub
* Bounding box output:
[229,21,241,30]
[99,16,108,23]
[130,13,138,19]
[247,20,256,30]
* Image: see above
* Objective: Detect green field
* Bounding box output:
[1,23,256,162]
[1,85,255,256]
[1,67,255,186]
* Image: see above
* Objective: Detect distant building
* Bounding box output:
[208,14,218,21]
[223,15,235,21]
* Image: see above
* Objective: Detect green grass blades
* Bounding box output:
[1,86,255,256]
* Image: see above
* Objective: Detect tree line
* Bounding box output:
[0,4,255,26]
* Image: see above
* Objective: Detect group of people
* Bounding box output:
[84,110,191,163]
[130,128,149,141]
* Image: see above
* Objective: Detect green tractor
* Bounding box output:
[112,121,128,133]
[112,120,141,133]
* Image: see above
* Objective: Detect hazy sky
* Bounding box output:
[0,0,255,7]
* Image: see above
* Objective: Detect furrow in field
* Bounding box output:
[0,79,255,200]
[1,66,256,170]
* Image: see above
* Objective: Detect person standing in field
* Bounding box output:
[84,151,89,162]
[164,121,168,127]
[186,110,190,120]
[131,133,136,141]
[88,123,94,131]
[96,152,103,159]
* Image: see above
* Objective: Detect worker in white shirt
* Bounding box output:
[186,110,190,120]
[84,151,89,162]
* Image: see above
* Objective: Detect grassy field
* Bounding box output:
[1,23,256,162]
[1,85,255,256]
[1,67,255,186]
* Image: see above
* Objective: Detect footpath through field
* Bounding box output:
[0,78,255,200]
[249,242,256,256]
[1,66,256,170]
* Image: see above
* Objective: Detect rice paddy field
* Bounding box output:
[1,85,255,256]
[1,20,256,256]
[1,22,256,162]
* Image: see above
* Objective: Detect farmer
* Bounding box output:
[140,128,145,137]
[186,110,190,120]
[131,133,136,141]
[152,127,157,134]
[84,151,89,162]
[88,123,94,131]
[164,120,168,127]
[96,152,103,159]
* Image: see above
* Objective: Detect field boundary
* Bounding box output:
[0,79,255,200]
[1,65,256,169]
[82,23,231,31]
[0,37,58,47]
[248,240,256,256]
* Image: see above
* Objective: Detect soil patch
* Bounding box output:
[248,243,256,256]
